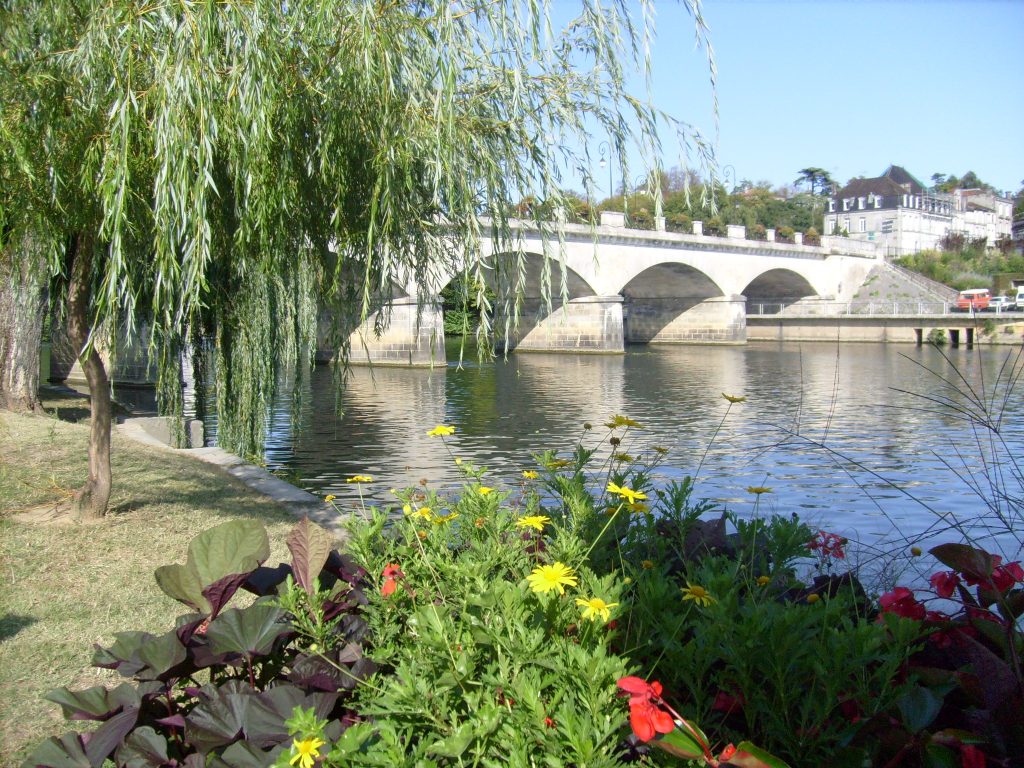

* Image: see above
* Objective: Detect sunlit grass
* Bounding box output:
[0,409,298,766]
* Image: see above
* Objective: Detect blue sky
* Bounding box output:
[598,0,1023,196]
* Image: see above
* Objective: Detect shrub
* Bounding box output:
[31,420,1016,768]
[804,226,821,246]
[25,519,374,767]
[747,224,767,241]
[776,226,795,244]
[704,217,724,237]
[666,212,692,234]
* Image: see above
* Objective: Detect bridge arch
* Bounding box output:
[741,268,820,314]
[619,262,744,345]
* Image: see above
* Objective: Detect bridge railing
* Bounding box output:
[745,300,1023,317]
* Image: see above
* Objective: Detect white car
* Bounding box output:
[986,296,1013,312]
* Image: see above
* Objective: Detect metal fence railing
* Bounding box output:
[747,301,1021,317]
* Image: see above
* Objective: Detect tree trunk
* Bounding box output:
[66,232,112,519]
[0,235,47,412]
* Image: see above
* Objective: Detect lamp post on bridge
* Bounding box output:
[598,141,614,208]
[721,165,736,193]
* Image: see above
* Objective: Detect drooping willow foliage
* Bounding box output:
[2,0,714,459]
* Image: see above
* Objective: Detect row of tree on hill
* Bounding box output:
[521,167,1023,241]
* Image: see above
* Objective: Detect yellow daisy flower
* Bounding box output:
[477,486,494,496]
[746,486,773,495]
[346,475,373,483]
[576,596,618,623]
[680,582,716,608]
[607,482,647,505]
[522,470,539,480]
[722,393,747,403]
[515,515,551,532]
[427,425,456,437]
[289,737,325,768]
[527,562,577,595]
[605,414,642,429]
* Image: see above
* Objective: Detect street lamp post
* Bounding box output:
[722,165,736,193]
[598,141,613,205]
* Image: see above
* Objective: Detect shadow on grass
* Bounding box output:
[0,613,37,642]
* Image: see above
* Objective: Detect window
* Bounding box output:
[843,216,850,232]
[828,200,835,212]
[858,197,866,210]
[859,217,866,232]
[873,195,882,209]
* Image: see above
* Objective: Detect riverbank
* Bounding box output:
[0,405,334,767]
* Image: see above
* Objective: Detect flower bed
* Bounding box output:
[25,418,1024,768]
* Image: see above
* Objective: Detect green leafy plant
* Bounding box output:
[26,519,373,767]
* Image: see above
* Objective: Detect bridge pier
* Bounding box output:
[498,295,624,354]
[625,295,747,345]
[318,295,446,367]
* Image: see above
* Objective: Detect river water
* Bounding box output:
[203,340,1024,573]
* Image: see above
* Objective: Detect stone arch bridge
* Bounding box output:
[343,218,882,365]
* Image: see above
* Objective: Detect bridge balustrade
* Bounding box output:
[747,300,969,317]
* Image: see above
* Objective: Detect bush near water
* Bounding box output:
[21,417,1024,768]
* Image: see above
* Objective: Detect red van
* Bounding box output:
[954,288,990,312]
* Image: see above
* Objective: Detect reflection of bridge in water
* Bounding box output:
[341,219,1024,364]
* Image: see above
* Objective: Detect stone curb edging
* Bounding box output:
[116,417,349,540]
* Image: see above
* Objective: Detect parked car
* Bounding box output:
[954,288,990,312]
[1014,287,1024,311]
[985,296,1013,312]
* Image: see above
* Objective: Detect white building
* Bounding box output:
[823,165,1013,256]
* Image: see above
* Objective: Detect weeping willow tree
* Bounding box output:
[0,0,713,519]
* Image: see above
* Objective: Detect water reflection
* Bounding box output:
[205,341,1023,564]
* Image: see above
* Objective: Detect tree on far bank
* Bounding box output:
[794,167,835,196]
[0,1,713,518]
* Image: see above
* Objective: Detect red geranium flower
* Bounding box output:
[962,554,1002,587]
[628,699,676,742]
[930,570,961,599]
[960,743,986,768]
[808,530,846,559]
[381,563,404,596]
[617,676,663,705]
[991,562,1023,592]
[617,677,675,742]
[879,587,926,620]
[712,689,745,714]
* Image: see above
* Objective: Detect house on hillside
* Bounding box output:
[822,165,1012,256]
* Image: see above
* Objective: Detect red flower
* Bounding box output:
[617,676,663,705]
[879,587,926,620]
[808,530,846,559]
[991,562,1023,592]
[960,743,986,768]
[962,554,1002,587]
[930,570,961,599]
[617,677,675,742]
[381,563,404,597]
[719,744,737,762]
[544,716,556,729]
[711,689,745,714]
[628,699,676,742]
[966,606,1006,626]
[839,697,862,723]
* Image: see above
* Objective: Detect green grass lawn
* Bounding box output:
[0,407,304,767]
